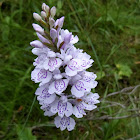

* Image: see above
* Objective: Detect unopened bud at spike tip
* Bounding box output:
[49,17,55,29]
[30,40,44,48]
[33,13,42,21]
[42,3,49,13]
[50,6,56,18]
[58,16,64,28]
[41,11,47,19]
[32,23,44,35]
[50,28,57,41]
[64,33,72,44]
[36,32,50,44]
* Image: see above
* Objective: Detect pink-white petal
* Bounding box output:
[73,106,84,118]
[65,102,73,117]
[67,117,76,131]
[54,116,61,128]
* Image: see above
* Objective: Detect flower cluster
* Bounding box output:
[31,3,100,131]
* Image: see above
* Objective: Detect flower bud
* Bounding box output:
[36,32,50,43]
[49,17,55,29]
[50,28,57,41]
[33,13,42,21]
[41,11,47,19]
[32,23,44,35]
[58,16,64,28]
[50,6,56,18]
[54,16,64,29]
[30,40,44,48]
[32,48,42,55]
[42,3,49,12]
[64,33,72,44]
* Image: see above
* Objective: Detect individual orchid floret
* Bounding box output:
[71,72,98,98]
[57,29,78,50]
[51,96,73,117]
[73,99,96,118]
[65,59,82,76]
[40,102,55,117]
[84,93,100,105]
[54,116,76,131]
[66,47,83,59]
[73,93,100,118]
[48,79,69,95]
[31,68,52,86]
[77,52,94,69]
[54,16,65,30]
[31,3,99,131]
[71,80,91,98]
[81,71,97,88]
[35,84,56,104]
[43,57,62,71]
[65,52,94,77]
[33,54,48,69]
[44,106,55,116]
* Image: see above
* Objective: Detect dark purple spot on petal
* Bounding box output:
[48,58,57,67]
[55,80,65,91]
[37,69,47,80]
[68,60,78,71]
[75,81,86,91]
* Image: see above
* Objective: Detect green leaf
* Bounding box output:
[116,63,132,78]
[16,125,36,140]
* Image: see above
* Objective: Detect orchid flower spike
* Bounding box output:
[30,2,100,131]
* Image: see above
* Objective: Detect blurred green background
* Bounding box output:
[0,0,140,139]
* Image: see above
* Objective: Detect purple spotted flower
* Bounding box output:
[51,96,73,118]
[54,116,75,131]
[43,57,62,71]
[31,68,52,86]
[48,79,69,95]
[73,93,100,118]
[40,102,55,117]
[35,84,56,104]
[31,3,99,131]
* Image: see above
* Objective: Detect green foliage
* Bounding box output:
[0,0,140,139]
[116,63,133,78]
[16,125,37,140]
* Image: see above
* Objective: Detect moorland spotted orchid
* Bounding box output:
[31,3,100,131]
